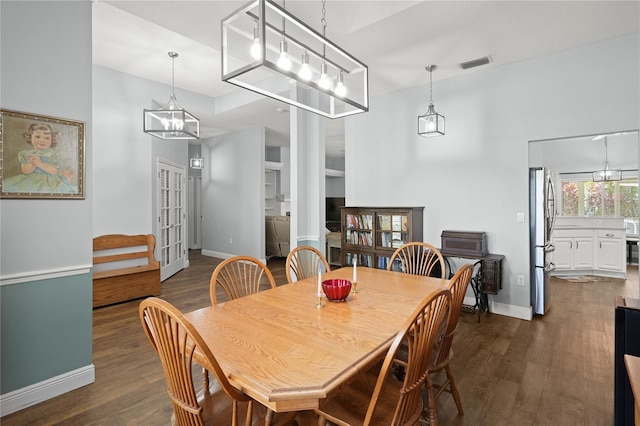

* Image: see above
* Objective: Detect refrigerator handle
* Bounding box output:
[546,174,557,236]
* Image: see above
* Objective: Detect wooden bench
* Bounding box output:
[92,234,161,308]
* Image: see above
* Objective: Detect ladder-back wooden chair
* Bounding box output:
[387,242,446,285]
[285,246,330,283]
[209,256,276,305]
[425,263,474,420]
[140,297,279,426]
[314,289,451,426]
[207,257,296,425]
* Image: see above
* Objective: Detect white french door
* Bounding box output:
[158,160,186,281]
[188,176,202,249]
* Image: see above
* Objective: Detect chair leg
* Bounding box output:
[202,367,210,393]
[424,374,439,426]
[445,364,464,415]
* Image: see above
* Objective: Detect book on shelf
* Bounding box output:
[378,256,390,269]
[392,215,402,231]
[379,215,391,231]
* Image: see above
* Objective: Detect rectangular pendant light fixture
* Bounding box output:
[221,0,369,119]
[592,136,622,182]
[144,52,200,140]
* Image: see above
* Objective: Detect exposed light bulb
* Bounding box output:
[250,27,261,60]
[162,115,184,132]
[426,117,436,131]
[277,40,291,71]
[298,51,312,81]
[334,71,347,97]
[318,62,331,90]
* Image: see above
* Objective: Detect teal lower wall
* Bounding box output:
[0,272,92,394]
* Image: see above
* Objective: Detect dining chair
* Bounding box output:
[209,255,276,305]
[285,245,330,283]
[207,257,298,425]
[314,288,451,426]
[387,242,446,284]
[139,297,296,426]
[425,262,474,420]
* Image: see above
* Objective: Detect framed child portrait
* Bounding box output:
[0,109,85,199]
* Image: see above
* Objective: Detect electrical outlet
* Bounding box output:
[229,238,233,244]
[517,275,524,286]
[517,212,525,223]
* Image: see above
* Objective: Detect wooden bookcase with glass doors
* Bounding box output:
[340,207,424,269]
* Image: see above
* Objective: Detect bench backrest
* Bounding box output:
[93,234,159,268]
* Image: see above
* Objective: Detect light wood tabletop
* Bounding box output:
[625,354,640,425]
[183,266,446,413]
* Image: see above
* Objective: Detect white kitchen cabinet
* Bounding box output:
[597,229,625,273]
[552,234,593,271]
[551,217,626,279]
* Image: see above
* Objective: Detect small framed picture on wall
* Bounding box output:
[0,109,85,199]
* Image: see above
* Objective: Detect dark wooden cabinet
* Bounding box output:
[340,207,423,269]
[615,296,640,425]
[480,254,504,294]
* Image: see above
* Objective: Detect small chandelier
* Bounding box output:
[190,145,204,169]
[221,0,368,119]
[143,52,200,140]
[418,65,445,137]
[593,136,621,181]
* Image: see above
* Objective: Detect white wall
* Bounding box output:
[345,33,640,319]
[201,127,265,260]
[1,3,93,276]
[92,65,214,240]
[0,0,94,407]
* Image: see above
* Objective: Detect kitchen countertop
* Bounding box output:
[554,216,625,230]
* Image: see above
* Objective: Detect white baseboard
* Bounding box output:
[463,296,533,321]
[201,250,233,260]
[201,250,269,265]
[0,364,95,417]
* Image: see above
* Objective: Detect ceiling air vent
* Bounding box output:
[459,56,492,70]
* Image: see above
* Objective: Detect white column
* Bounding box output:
[290,85,326,253]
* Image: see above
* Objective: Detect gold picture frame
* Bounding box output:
[0,109,85,199]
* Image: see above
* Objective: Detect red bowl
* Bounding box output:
[322,279,352,302]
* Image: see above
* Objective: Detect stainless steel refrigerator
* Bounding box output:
[529,167,556,315]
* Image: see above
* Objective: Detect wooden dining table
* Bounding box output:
[183,266,446,413]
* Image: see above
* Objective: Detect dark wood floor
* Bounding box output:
[3,251,638,425]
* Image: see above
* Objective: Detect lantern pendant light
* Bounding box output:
[143,52,200,140]
[418,65,445,137]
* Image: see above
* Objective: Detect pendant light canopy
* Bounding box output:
[221,0,368,119]
[418,65,445,138]
[592,136,621,181]
[144,52,200,140]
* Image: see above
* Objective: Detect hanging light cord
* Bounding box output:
[169,51,178,97]
[321,0,327,57]
[282,0,286,36]
[429,67,433,104]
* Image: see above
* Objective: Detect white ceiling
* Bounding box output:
[93,1,640,158]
